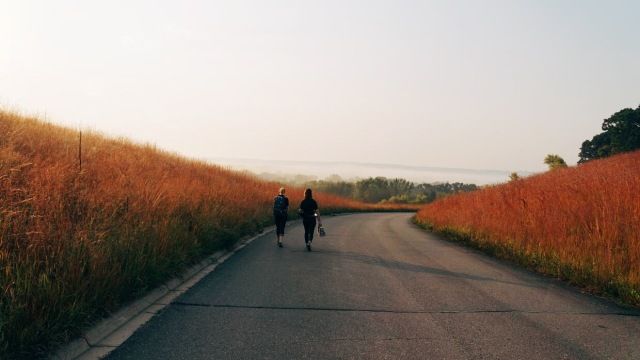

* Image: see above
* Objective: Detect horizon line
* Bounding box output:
[208,156,536,176]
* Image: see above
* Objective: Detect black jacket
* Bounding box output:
[299,198,318,219]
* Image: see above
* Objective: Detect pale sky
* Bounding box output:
[1,0,638,172]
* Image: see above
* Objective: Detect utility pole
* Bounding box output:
[79,130,82,172]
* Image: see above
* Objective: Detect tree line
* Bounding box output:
[303,177,478,204]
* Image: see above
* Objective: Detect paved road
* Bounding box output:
[107,213,640,359]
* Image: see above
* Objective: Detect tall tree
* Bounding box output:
[579,105,640,163]
[544,154,568,170]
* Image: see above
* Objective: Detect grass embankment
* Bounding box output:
[0,110,412,359]
[415,151,640,307]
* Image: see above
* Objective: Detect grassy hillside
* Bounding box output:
[0,110,411,358]
[415,150,640,307]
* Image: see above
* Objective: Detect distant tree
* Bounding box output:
[509,172,520,181]
[544,154,568,170]
[450,182,478,192]
[324,174,343,183]
[579,105,640,163]
[414,183,437,202]
[306,179,354,198]
[354,177,393,203]
[578,132,611,163]
[387,178,414,196]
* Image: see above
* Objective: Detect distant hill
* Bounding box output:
[209,157,534,185]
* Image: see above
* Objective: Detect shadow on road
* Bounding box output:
[307,249,545,289]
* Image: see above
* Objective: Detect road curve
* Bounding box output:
[107,213,640,360]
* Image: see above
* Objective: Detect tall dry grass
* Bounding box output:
[415,150,640,306]
[0,110,409,358]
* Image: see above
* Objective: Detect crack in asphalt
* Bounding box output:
[240,336,442,346]
[300,336,435,343]
[171,301,640,317]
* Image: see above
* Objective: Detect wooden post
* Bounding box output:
[79,130,82,172]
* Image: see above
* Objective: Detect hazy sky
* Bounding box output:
[1,1,638,172]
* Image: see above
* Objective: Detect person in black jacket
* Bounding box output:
[298,188,318,251]
[273,187,289,248]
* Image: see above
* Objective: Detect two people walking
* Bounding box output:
[273,187,320,251]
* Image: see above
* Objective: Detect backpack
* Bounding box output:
[273,195,287,216]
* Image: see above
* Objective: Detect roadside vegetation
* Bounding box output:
[0,110,412,359]
[416,149,640,307]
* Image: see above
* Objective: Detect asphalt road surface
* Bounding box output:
[107,213,640,360]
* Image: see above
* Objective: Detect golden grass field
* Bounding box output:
[415,150,640,307]
[0,110,414,358]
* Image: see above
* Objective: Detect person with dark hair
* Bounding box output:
[273,187,289,248]
[298,188,319,251]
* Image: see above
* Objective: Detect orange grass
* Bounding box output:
[415,151,640,306]
[0,110,412,358]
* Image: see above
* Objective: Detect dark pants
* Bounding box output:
[303,218,316,243]
[274,214,287,235]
